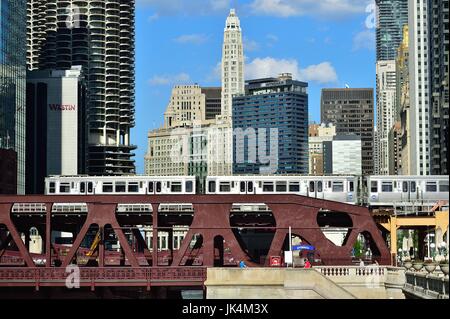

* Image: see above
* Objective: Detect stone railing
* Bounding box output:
[315,266,406,299]
[403,271,449,299]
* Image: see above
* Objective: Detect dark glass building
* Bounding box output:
[233,74,309,175]
[376,0,409,61]
[321,88,375,175]
[0,0,26,194]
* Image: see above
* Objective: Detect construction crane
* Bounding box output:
[86,231,101,257]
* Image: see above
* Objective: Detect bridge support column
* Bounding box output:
[390,217,398,266]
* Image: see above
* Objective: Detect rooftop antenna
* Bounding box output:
[345,84,350,89]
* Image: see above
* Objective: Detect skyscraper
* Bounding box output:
[321,88,374,175]
[396,26,411,175]
[429,0,449,175]
[26,66,86,194]
[376,0,409,61]
[27,0,136,175]
[212,8,245,176]
[0,0,26,194]
[408,0,430,175]
[221,9,244,119]
[375,0,408,175]
[376,61,397,175]
[233,74,309,175]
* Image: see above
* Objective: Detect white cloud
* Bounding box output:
[352,30,375,51]
[148,13,159,22]
[300,62,338,84]
[249,0,372,18]
[137,0,231,16]
[174,34,208,44]
[148,73,191,86]
[244,37,260,52]
[245,57,338,84]
[266,34,278,42]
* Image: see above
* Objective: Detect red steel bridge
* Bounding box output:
[0,194,389,292]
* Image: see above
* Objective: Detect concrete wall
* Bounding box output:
[205,268,356,299]
[205,267,406,299]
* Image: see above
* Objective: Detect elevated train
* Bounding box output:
[45,175,449,207]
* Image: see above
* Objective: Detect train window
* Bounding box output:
[371,181,378,192]
[59,183,71,193]
[276,182,287,192]
[348,181,353,192]
[309,181,315,192]
[186,181,193,193]
[381,182,393,192]
[439,181,449,192]
[208,181,216,193]
[148,182,154,193]
[411,181,416,192]
[332,182,344,192]
[115,182,126,193]
[262,182,274,192]
[426,182,437,192]
[318,181,323,192]
[240,182,246,193]
[219,182,231,192]
[80,182,86,193]
[128,182,139,193]
[49,182,56,194]
[87,182,93,193]
[402,182,408,192]
[289,182,300,192]
[102,182,113,193]
[247,181,253,192]
[171,182,182,193]
[156,182,162,193]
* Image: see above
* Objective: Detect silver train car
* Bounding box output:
[45,176,196,195]
[366,175,449,206]
[205,176,359,205]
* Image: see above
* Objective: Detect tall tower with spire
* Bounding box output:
[221,9,245,118]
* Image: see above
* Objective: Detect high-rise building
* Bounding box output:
[233,74,309,175]
[164,85,208,128]
[0,148,17,194]
[221,9,244,119]
[376,60,397,175]
[321,88,374,175]
[26,66,86,194]
[202,87,222,120]
[323,136,363,176]
[27,0,136,175]
[0,0,26,194]
[144,127,190,176]
[308,123,336,176]
[396,26,411,175]
[408,0,431,175]
[145,85,219,179]
[215,8,245,176]
[375,0,409,61]
[429,0,449,175]
[388,121,402,174]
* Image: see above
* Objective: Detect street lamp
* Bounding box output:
[430,243,436,259]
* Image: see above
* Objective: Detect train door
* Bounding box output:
[240,181,246,194]
[402,180,417,201]
[239,181,255,194]
[308,181,323,199]
[87,182,94,195]
[147,181,155,194]
[80,182,86,195]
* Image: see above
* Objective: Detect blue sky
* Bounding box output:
[134,0,376,173]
